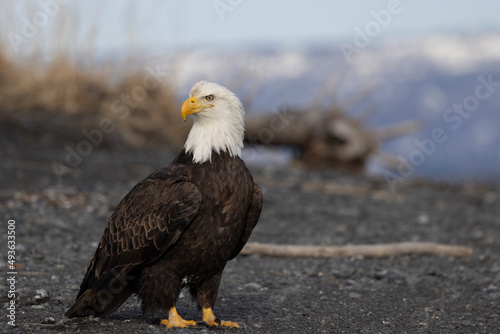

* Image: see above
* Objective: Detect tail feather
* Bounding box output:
[66,266,138,318]
[65,288,133,318]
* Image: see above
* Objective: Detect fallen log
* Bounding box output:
[241,241,473,258]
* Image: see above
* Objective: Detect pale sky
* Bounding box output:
[1,1,500,59]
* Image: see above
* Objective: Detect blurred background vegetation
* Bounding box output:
[1,1,499,187]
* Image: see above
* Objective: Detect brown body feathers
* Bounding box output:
[66,150,262,318]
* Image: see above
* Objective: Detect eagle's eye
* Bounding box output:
[205,95,214,101]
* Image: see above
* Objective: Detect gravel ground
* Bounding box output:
[1,129,500,333]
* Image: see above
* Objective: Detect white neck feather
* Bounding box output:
[184,112,244,163]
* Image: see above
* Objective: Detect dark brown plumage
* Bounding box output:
[65,81,263,328]
[65,150,262,320]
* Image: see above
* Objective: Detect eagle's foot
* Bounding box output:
[161,307,196,329]
[201,308,239,328]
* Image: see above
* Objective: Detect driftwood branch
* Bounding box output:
[245,111,375,164]
[241,242,473,258]
[244,110,420,171]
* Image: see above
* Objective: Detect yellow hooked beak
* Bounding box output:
[181,97,213,121]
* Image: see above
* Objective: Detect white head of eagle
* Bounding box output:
[182,81,245,164]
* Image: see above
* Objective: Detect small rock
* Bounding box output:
[34,289,50,304]
[42,317,56,324]
[244,282,262,289]
[417,212,430,224]
[485,284,498,292]
[488,292,500,299]
[333,269,353,279]
[56,319,68,327]
[349,292,362,299]
[32,304,45,309]
[373,269,388,279]
[345,279,357,286]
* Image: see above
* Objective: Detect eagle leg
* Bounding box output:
[202,308,239,328]
[160,307,196,329]
[194,271,238,327]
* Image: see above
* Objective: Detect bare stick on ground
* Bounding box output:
[241,242,473,258]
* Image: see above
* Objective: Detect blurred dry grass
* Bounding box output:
[0,3,187,151]
[0,51,187,149]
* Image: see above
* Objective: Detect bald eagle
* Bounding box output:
[65,81,263,328]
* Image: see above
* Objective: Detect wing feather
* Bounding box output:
[76,172,201,297]
[228,184,263,260]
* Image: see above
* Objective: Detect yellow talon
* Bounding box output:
[161,307,196,329]
[202,308,239,328]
